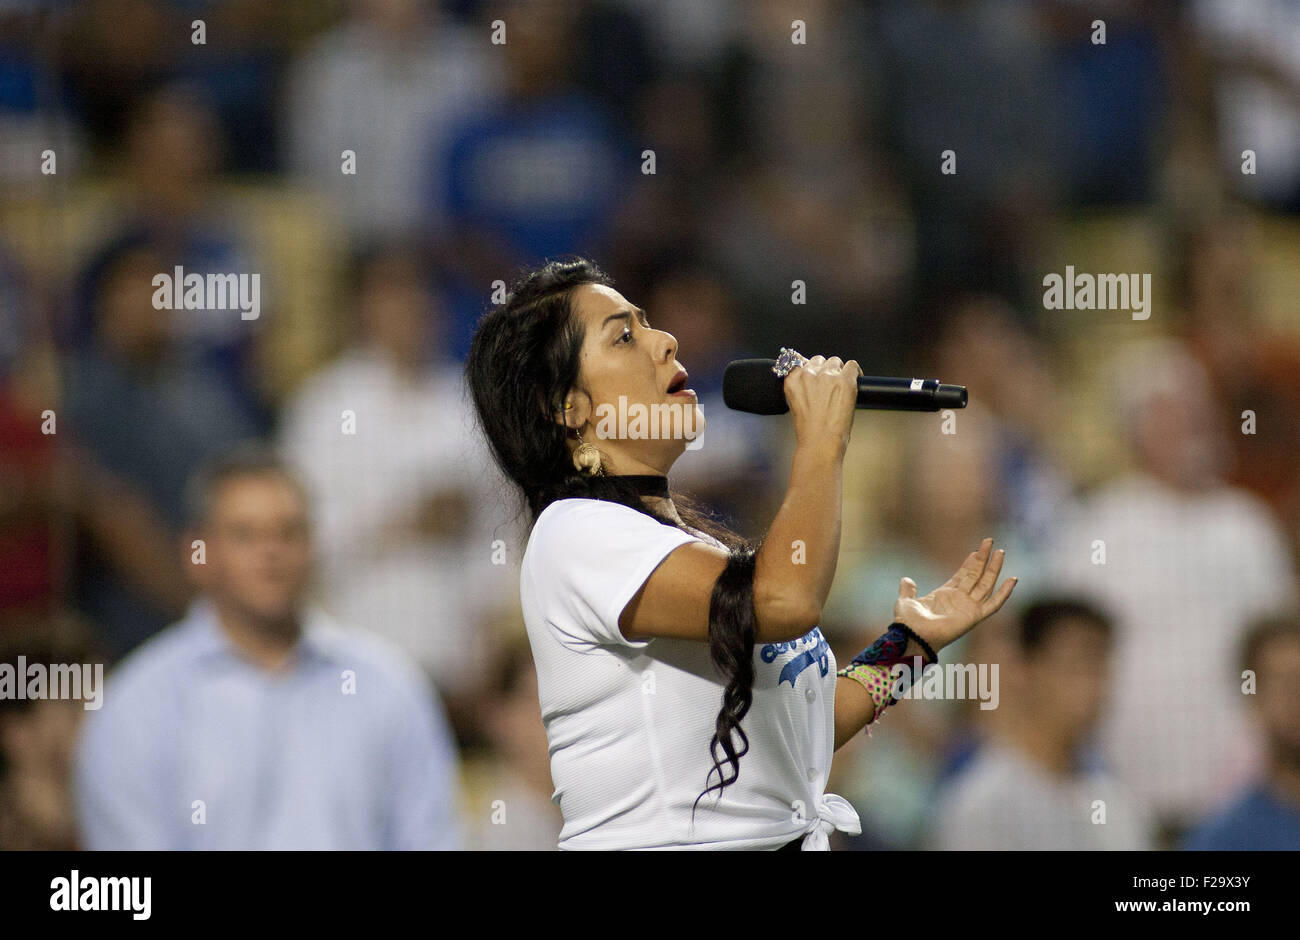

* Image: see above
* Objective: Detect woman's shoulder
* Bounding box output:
[523,498,700,566]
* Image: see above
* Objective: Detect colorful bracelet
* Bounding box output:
[847,622,937,670]
[837,662,900,724]
[836,622,938,725]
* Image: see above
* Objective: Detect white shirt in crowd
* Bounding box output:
[285,14,501,241]
[520,497,861,850]
[1194,0,1300,206]
[927,742,1155,851]
[280,347,512,697]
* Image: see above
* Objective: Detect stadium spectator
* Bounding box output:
[284,0,501,243]
[0,243,60,621]
[0,613,100,850]
[1047,337,1297,840]
[927,598,1155,850]
[1170,208,1300,568]
[74,444,461,849]
[67,86,272,430]
[1193,0,1300,211]
[463,635,562,850]
[61,239,258,656]
[930,293,1074,555]
[1183,613,1300,850]
[279,244,508,735]
[827,408,1042,849]
[428,0,634,358]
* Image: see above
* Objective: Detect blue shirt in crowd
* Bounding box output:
[74,596,462,850]
[1182,783,1300,851]
[432,89,632,358]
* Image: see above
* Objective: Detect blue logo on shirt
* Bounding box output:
[760,627,830,687]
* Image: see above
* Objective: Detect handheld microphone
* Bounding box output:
[722,358,968,415]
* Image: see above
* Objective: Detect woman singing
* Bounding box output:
[465,257,1017,850]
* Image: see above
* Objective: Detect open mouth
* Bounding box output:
[667,370,689,394]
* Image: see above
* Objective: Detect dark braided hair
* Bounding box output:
[691,545,758,823]
[464,255,759,815]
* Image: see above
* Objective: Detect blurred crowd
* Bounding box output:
[2,0,1300,850]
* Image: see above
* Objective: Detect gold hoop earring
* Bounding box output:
[572,429,602,476]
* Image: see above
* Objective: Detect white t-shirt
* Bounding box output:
[520,497,860,850]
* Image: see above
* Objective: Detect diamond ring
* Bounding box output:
[772,347,808,378]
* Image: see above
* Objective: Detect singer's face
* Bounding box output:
[567,283,704,473]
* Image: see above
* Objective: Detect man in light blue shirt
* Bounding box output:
[74,443,462,849]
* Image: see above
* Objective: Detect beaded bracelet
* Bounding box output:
[838,662,900,724]
[836,622,939,724]
[893,622,938,666]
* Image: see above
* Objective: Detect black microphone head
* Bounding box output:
[935,384,968,409]
[723,359,788,415]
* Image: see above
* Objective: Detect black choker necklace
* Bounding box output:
[618,474,671,499]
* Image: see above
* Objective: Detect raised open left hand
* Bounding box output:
[893,538,1018,653]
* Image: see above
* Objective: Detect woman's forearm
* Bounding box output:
[833,635,929,749]
[753,439,845,643]
[834,675,877,750]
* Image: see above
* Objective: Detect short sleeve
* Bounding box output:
[525,499,699,648]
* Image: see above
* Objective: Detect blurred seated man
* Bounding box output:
[73,443,461,849]
[927,598,1155,850]
[1184,614,1300,850]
